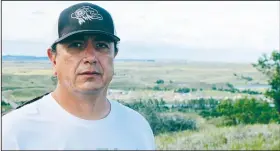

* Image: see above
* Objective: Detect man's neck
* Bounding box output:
[51,86,111,121]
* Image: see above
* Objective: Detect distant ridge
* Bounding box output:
[2,55,48,61]
[2,55,155,62]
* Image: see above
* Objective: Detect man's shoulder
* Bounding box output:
[1,93,51,150]
[2,94,49,127]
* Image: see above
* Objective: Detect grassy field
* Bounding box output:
[153,111,279,149]
[156,122,280,150]
[2,60,268,103]
[2,60,279,150]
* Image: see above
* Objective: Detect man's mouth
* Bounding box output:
[79,71,101,75]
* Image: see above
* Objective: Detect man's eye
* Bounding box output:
[96,42,109,49]
[68,42,85,49]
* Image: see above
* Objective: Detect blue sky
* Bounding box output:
[2,1,279,62]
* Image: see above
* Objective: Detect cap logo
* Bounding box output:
[71,6,103,25]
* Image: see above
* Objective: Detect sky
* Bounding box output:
[2,1,280,62]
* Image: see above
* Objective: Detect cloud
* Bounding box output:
[2,1,279,61]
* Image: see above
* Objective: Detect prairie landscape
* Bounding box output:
[2,59,279,150]
[2,1,279,150]
[2,60,269,103]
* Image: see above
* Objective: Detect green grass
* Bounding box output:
[155,123,280,150]
[6,88,52,102]
[2,74,55,88]
[1,104,13,112]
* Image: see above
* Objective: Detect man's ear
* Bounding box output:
[47,48,58,76]
[47,48,57,66]
[113,42,119,58]
[114,50,118,58]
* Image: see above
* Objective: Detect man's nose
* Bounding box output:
[83,41,97,64]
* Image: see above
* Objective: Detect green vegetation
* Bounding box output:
[152,85,171,91]
[155,79,165,84]
[253,50,280,112]
[2,57,279,150]
[200,97,280,126]
[1,101,12,112]
[175,88,191,93]
[121,100,197,135]
[211,83,262,95]
[155,123,280,150]
[118,97,279,150]
[234,73,253,82]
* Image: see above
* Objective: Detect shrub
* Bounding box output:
[188,98,219,110]
[153,86,161,91]
[1,101,10,106]
[159,115,197,133]
[121,100,197,135]
[200,97,280,126]
[226,83,235,89]
[191,88,197,92]
[156,79,164,84]
[175,88,190,93]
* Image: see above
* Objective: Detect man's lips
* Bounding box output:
[79,71,101,75]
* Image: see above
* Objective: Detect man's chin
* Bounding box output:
[74,87,105,95]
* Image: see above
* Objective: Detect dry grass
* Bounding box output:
[155,123,280,150]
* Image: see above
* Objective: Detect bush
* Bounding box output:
[153,86,161,91]
[156,79,164,84]
[212,85,217,90]
[159,115,197,133]
[152,86,171,91]
[200,98,280,126]
[211,83,262,95]
[200,109,221,118]
[175,88,190,93]
[1,101,13,113]
[1,101,10,106]
[226,83,235,89]
[141,110,197,135]
[240,89,262,95]
[121,100,197,135]
[191,88,197,92]
[188,98,219,110]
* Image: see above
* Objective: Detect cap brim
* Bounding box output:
[51,30,120,49]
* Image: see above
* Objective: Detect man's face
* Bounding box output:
[49,34,117,95]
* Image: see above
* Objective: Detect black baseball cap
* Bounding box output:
[51,2,120,49]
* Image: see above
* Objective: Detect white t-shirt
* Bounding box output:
[2,93,156,150]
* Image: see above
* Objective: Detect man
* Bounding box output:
[2,2,156,150]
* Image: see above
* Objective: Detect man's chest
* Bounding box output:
[16,122,144,150]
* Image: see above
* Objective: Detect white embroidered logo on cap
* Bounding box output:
[71,6,103,25]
